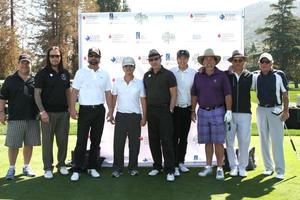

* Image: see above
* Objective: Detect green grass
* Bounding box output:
[0,136,299,200]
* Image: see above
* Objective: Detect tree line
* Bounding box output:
[0,0,300,87]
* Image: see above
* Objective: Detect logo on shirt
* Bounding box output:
[60,74,67,81]
[49,73,53,77]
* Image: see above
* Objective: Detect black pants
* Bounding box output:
[173,106,192,166]
[113,112,141,172]
[73,105,105,172]
[147,106,175,173]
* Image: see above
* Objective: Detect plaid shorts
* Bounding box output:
[197,107,226,144]
[5,120,41,148]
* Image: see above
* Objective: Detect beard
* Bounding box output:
[204,63,214,68]
[88,59,100,65]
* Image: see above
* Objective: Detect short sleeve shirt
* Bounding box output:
[191,67,231,107]
[0,71,38,120]
[143,66,177,106]
[35,67,70,112]
[112,77,145,114]
[72,67,112,105]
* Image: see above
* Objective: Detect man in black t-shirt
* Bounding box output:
[34,46,71,179]
[0,54,41,180]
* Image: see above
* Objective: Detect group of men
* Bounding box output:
[0,46,289,182]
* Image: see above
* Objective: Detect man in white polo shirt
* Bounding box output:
[110,57,147,178]
[170,50,196,176]
[69,47,113,181]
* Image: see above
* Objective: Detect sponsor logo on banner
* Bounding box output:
[190,13,208,22]
[165,15,174,20]
[109,12,114,20]
[192,33,202,40]
[108,34,126,43]
[134,13,148,24]
[219,13,237,21]
[162,32,176,43]
[217,32,236,42]
[166,53,171,61]
[110,56,124,64]
[82,15,101,24]
[136,32,141,39]
[85,35,101,42]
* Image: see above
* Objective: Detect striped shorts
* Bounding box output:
[197,107,226,144]
[5,120,41,148]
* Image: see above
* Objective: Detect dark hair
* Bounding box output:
[46,46,64,71]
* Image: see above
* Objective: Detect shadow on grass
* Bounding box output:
[0,168,293,200]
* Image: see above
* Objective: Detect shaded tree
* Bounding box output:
[256,0,300,87]
[97,0,130,12]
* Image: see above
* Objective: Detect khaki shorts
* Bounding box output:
[5,120,41,148]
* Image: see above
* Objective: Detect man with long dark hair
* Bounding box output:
[34,46,71,179]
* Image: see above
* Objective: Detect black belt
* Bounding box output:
[200,105,223,111]
[80,104,103,109]
[259,104,279,108]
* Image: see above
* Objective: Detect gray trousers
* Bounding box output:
[113,112,141,172]
[256,106,285,175]
[41,112,70,171]
[226,113,251,170]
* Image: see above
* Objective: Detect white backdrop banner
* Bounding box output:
[78,11,244,166]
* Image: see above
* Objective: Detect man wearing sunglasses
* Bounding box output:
[69,47,113,181]
[253,52,289,180]
[35,46,71,179]
[0,54,40,180]
[143,49,177,182]
[225,50,253,177]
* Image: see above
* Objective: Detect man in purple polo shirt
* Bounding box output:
[191,48,232,180]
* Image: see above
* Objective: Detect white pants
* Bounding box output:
[226,113,251,170]
[256,106,285,175]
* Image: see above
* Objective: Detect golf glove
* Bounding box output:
[224,110,232,123]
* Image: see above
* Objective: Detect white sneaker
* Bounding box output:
[239,168,247,177]
[166,173,175,182]
[229,167,238,176]
[23,166,36,177]
[44,170,53,179]
[179,163,190,173]
[263,170,274,176]
[148,169,161,176]
[70,172,80,181]
[275,174,284,180]
[216,167,224,180]
[174,167,180,177]
[88,169,100,178]
[59,166,69,175]
[198,166,212,177]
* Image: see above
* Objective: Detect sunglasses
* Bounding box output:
[123,65,135,68]
[88,54,100,58]
[148,57,160,62]
[49,55,61,58]
[260,59,271,64]
[233,59,244,63]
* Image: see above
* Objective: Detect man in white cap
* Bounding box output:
[225,50,253,177]
[110,57,147,178]
[0,54,41,180]
[191,48,232,180]
[69,47,113,181]
[254,52,289,180]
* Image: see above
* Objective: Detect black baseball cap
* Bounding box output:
[177,50,190,58]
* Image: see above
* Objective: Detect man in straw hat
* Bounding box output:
[143,49,177,182]
[253,52,289,180]
[225,50,253,177]
[191,48,232,180]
